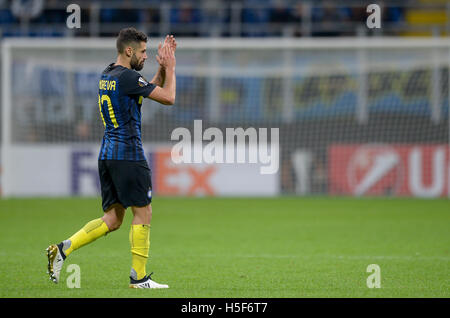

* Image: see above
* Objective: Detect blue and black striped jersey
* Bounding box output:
[97,63,156,161]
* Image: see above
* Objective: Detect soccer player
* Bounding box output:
[46,28,176,289]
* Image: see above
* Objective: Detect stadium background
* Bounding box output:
[0,0,449,298]
[1,0,449,198]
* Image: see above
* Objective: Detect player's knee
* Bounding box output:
[131,204,152,224]
[139,209,152,224]
[146,205,152,223]
[107,219,122,232]
[147,206,152,218]
[102,209,124,232]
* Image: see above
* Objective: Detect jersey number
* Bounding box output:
[98,94,119,129]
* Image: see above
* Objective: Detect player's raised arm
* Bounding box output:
[150,35,177,88]
[148,37,176,105]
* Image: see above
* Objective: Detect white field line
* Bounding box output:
[163,254,450,261]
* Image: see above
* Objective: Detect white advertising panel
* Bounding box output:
[1,144,279,197]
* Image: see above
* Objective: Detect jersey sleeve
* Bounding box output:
[119,69,156,97]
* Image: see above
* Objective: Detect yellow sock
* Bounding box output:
[129,224,150,280]
[63,218,109,257]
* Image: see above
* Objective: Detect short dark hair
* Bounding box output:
[116,27,148,54]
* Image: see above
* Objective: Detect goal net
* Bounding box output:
[1,37,449,197]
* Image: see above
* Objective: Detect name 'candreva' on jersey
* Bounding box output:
[98,63,156,161]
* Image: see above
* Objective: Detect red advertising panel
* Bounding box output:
[329,144,450,197]
[151,149,279,197]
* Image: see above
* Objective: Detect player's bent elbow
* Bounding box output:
[161,95,175,105]
[154,97,174,106]
[148,87,175,105]
[166,97,175,105]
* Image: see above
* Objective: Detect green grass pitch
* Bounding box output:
[0,197,448,298]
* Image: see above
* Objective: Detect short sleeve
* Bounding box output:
[119,70,156,97]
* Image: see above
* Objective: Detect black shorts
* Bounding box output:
[98,160,152,211]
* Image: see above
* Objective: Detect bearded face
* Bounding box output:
[130,52,144,71]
